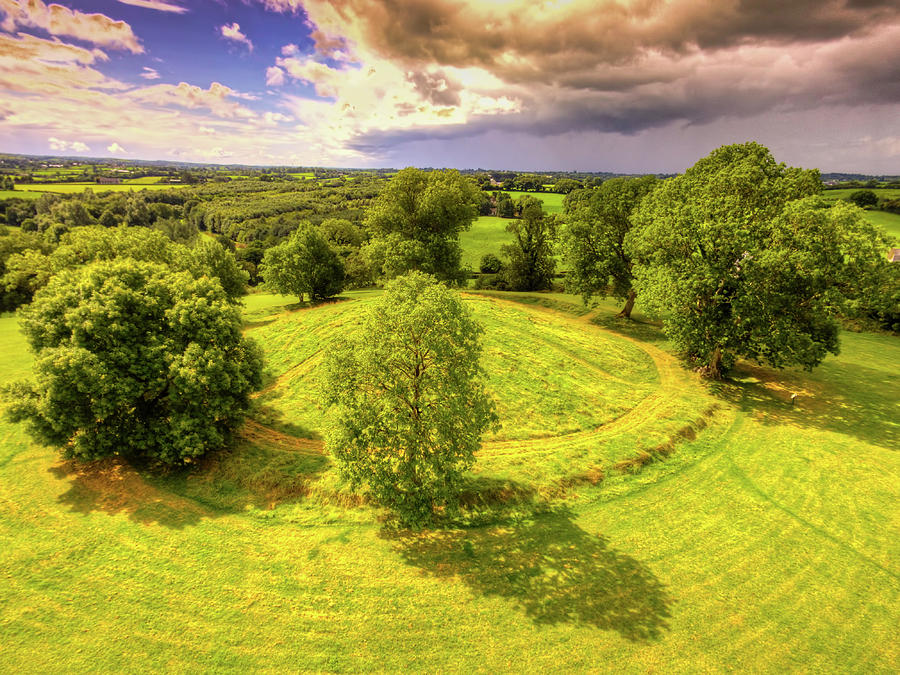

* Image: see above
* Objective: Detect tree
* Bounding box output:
[846,189,878,209]
[627,142,882,378]
[365,168,479,285]
[4,260,263,466]
[260,223,345,303]
[321,272,497,524]
[553,178,582,194]
[479,253,503,274]
[496,192,515,218]
[501,196,557,291]
[180,238,248,303]
[562,175,658,317]
[1,249,53,311]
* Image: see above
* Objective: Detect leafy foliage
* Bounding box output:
[365,168,479,284]
[479,253,503,274]
[321,272,497,524]
[562,175,658,317]
[5,260,263,466]
[627,142,885,376]
[846,189,878,209]
[260,223,345,302]
[501,196,557,291]
[178,238,248,303]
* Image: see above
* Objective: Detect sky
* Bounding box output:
[0,0,898,173]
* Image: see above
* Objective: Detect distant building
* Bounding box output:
[889,248,900,263]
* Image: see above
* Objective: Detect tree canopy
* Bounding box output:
[260,223,346,303]
[321,272,497,524]
[5,260,263,466]
[627,142,884,377]
[365,168,479,284]
[502,196,557,291]
[563,175,658,317]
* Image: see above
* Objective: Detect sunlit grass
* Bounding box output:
[0,287,897,671]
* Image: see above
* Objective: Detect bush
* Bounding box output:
[471,273,508,291]
[5,260,263,466]
[479,253,503,274]
[847,189,878,209]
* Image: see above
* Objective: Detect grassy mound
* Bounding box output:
[250,293,659,442]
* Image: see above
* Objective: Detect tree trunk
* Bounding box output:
[705,346,724,380]
[616,289,637,319]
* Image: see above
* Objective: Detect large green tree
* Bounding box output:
[179,238,248,303]
[5,260,263,466]
[502,196,557,291]
[365,168,479,284]
[563,175,658,317]
[627,142,883,377]
[321,272,497,524]
[260,223,346,303]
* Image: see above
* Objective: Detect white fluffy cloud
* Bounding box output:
[220,22,253,52]
[129,81,257,119]
[140,66,160,80]
[48,137,89,152]
[265,66,285,86]
[107,142,127,154]
[0,0,143,53]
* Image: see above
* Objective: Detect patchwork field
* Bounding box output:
[0,190,42,200]
[9,183,183,195]
[1,290,897,671]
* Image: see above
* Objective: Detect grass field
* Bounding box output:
[822,188,900,202]
[460,216,513,268]
[10,183,183,195]
[0,190,43,200]
[511,190,565,214]
[1,288,897,671]
[460,192,565,269]
[862,210,900,242]
[122,177,165,185]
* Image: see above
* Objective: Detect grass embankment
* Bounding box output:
[0,291,897,671]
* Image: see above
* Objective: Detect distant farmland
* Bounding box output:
[16,183,184,195]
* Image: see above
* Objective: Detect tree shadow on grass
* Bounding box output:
[47,457,214,529]
[713,359,899,450]
[382,506,673,642]
[589,313,668,345]
[47,427,330,528]
[251,403,322,441]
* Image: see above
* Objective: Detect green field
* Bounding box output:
[822,188,900,202]
[460,216,514,268]
[1,289,897,671]
[511,190,565,214]
[460,192,566,269]
[0,190,42,200]
[862,210,900,242]
[122,176,165,185]
[12,183,183,194]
